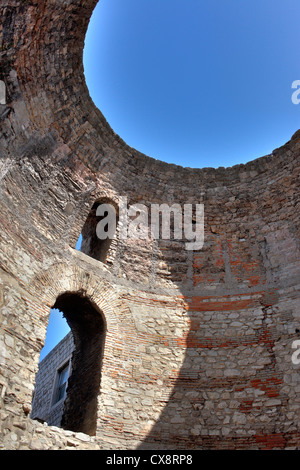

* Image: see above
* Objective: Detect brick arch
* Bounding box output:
[29,260,139,437]
[29,259,137,396]
[30,261,134,333]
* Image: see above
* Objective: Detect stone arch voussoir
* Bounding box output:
[30,261,134,337]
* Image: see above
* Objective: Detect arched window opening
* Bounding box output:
[81,198,119,264]
[31,292,106,437]
[52,291,106,436]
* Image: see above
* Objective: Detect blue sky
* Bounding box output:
[83,0,300,168]
[40,0,300,360]
[39,309,71,361]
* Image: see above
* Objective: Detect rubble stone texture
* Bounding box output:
[0,0,300,450]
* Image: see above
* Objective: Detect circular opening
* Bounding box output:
[84,0,300,168]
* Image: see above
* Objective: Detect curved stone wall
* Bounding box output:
[0,0,299,450]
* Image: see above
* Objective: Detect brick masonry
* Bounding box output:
[0,0,299,450]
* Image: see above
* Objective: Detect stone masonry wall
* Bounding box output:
[0,0,299,450]
[31,332,74,428]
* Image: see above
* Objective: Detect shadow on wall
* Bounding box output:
[136,288,284,450]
